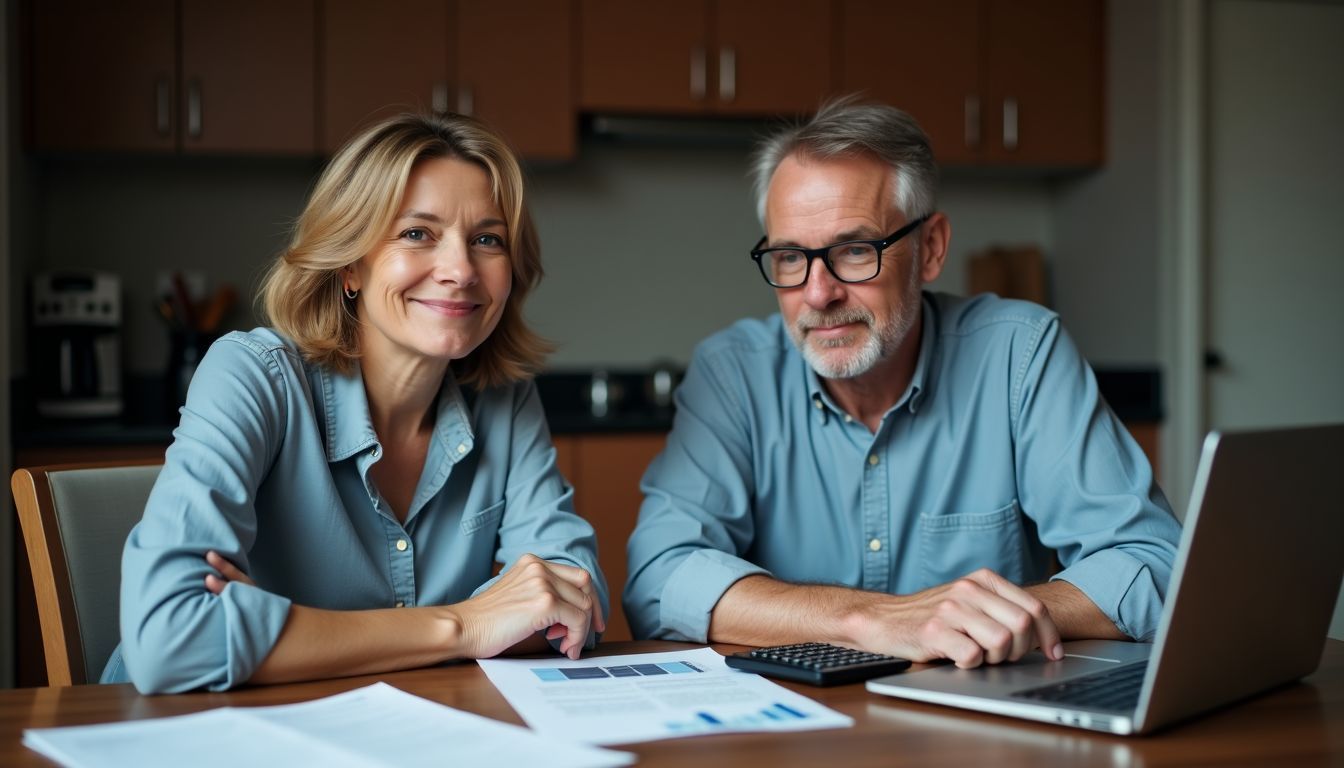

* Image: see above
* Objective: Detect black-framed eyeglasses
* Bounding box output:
[749,215,930,288]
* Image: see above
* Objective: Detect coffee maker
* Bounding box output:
[31,272,124,418]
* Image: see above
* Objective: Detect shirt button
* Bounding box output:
[395,601,405,608]
[844,414,853,423]
[869,538,882,552]
[371,446,380,458]
[396,539,408,552]
[868,454,879,466]
[813,397,823,410]
[456,443,467,454]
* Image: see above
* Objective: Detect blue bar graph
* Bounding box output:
[665,702,811,733]
[530,659,710,682]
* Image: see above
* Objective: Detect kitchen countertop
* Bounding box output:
[10,367,1161,448]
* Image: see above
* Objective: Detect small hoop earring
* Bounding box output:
[344,285,358,300]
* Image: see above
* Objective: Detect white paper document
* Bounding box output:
[23,682,634,768]
[478,647,853,745]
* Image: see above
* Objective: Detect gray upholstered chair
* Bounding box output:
[11,462,161,686]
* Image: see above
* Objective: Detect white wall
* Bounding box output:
[526,146,1054,367]
[1052,0,1166,367]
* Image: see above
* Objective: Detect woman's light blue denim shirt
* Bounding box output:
[105,328,606,692]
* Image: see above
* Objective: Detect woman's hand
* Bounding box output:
[204,550,255,594]
[449,554,606,660]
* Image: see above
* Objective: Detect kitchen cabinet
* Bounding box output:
[456,0,577,159]
[322,0,576,160]
[321,0,452,154]
[978,0,1104,167]
[179,0,317,154]
[553,431,667,641]
[839,0,1104,168]
[579,0,831,116]
[26,0,317,154]
[28,0,177,152]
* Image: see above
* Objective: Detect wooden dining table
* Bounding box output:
[4,639,1342,766]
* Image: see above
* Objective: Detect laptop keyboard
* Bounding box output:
[1011,662,1148,711]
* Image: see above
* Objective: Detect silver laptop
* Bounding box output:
[866,424,1344,735]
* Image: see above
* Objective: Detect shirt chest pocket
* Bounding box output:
[918,500,1027,587]
[460,498,506,536]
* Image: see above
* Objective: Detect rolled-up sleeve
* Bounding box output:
[1013,318,1182,641]
[490,380,609,649]
[624,346,769,642]
[119,336,292,693]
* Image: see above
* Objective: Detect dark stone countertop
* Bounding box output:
[10,366,1161,448]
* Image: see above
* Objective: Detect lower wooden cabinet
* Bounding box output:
[553,432,667,642]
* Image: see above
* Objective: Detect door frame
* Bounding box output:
[1159,0,1207,516]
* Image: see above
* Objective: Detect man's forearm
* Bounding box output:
[707,575,875,647]
[1025,580,1128,641]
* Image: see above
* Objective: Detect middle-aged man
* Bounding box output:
[623,99,1182,668]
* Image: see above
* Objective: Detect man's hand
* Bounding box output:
[849,568,1064,668]
[711,569,1068,669]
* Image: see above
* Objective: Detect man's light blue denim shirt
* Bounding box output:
[105,328,606,693]
[625,293,1180,644]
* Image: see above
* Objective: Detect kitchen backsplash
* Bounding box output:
[12,144,1058,378]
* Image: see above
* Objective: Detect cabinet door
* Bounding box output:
[28,0,177,152]
[180,0,317,154]
[715,0,832,116]
[980,0,1104,167]
[838,0,981,167]
[321,0,452,154]
[579,0,711,112]
[572,432,667,641]
[458,0,577,160]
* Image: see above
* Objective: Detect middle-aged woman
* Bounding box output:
[105,113,607,693]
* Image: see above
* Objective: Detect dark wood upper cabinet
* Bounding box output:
[715,0,833,115]
[27,0,317,154]
[322,0,576,160]
[580,0,830,117]
[457,0,577,161]
[28,0,178,152]
[320,0,452,154]
[840,0,1103,169]
[180,0,317,154]
[838,0,981,167]
[980,0,1104,167]
[580,0,711,113]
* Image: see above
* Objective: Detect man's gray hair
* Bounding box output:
[750,95,939,227]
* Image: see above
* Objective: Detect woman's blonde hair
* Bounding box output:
[260,112,551,389]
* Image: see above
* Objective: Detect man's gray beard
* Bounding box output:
[788,282,922,380]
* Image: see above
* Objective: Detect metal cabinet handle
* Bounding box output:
[719,46,736,102]
[187,79,202,139]
[432,82,449,114]
[690,45,706,101]
[964,94,980,149]
[1003,97,1018,151]
[155,77,172,137]
[457,86,473,116]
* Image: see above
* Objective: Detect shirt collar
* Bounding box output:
[803,291,937,419]
[318,361,476,463]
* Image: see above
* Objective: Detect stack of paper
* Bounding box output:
[23,683,633,768]
[479,647,853,744]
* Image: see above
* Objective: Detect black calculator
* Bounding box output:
[724,642,912,686]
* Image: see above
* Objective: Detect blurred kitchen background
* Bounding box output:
[1,0,1341,686]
